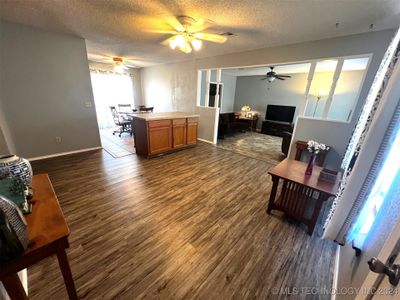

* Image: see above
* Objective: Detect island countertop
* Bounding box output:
[132,112,199,121]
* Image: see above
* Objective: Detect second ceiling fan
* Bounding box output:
[261,67,291,82]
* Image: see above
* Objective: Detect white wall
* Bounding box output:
[195,106,219,143]
[220,73,237,113]
[0,21,101,159]
[141,60,197,113]
[0,129,9,156]
[234,73,308,126]
[289,117,350,170]
[140,29,395,143]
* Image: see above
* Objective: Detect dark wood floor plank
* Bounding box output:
[27,142,336,299]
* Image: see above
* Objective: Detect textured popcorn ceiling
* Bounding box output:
[1,0,399,67]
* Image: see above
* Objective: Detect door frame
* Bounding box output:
[356,218,400,299]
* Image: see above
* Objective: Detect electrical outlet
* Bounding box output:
[85,101,92,108]
[55,136,62,143]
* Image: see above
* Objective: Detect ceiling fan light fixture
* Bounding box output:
[114,64,125,73]
[181,40,192,53]
[175,35,186,48]
[191,39,202,51]
[169,38,177,49]
[267,76,275,83]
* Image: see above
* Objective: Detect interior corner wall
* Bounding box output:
[0,21,101,159]
[0,101,12,155]
[140,29,395,143]
[0,127,10,156]
[219,73,237,113]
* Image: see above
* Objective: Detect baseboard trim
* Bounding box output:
[331,245,340,300]
[197,138,216,145]
[28,146,103,161]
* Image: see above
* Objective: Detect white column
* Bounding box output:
[205,70,211,107]
[322,59,344,118]
[215,69,222,108]
[301,62,316,117]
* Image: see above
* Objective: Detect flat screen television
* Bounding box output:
[265,105,296,123]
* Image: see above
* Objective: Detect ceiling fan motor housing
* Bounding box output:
[112,57,123,64]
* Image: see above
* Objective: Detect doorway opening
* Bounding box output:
[90,69,136,158]
[196,55,371,164]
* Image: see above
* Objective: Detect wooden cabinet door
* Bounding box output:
[172,119,187,148]
[148,120,172,154]
[187,119,198,145]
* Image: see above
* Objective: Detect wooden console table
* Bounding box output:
[236,115,258,131]
[267,159,340,235]
[0,174,77,299]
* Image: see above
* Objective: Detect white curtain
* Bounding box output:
[90,70,135,129]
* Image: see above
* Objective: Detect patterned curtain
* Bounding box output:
[323,27,400,243]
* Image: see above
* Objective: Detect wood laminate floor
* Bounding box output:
[29,142,336,299]
[217,131,285,163]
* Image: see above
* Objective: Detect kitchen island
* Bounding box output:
[132,112,199,158]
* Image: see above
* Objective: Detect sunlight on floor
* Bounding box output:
[100,128,135,158]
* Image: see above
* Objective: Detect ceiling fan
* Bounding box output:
[261,67,291,83]
[157,16,228,54]
[87,54,139,72]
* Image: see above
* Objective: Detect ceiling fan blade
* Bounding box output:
[261,77,268,80]
[123,62,138,68]
[193,32,227,43]
[276,75,291,78]
[187,18,213,33]
[165,16,184,32]
[87,53,113,63]
[147,29,179,35]
[275,77,286,80]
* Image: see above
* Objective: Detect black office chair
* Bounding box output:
[110,106,131,137]
[138,105,154,112]
[118,104,137,113]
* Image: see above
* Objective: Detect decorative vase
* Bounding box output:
[0,155,33,185]
[305,154,316,176]
[0,195,29,264]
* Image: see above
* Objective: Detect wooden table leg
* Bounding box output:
[267,176,279,214]
[1,273,28,300]
[56,249,78,300]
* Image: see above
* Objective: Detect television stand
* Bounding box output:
[261,120,293,137]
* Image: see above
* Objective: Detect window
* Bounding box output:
[328,58,370,121]
[304,56,370,121]
[305,60,338,118]
[197,69,222,108]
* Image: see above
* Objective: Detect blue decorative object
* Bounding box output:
[0,155,33,185]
